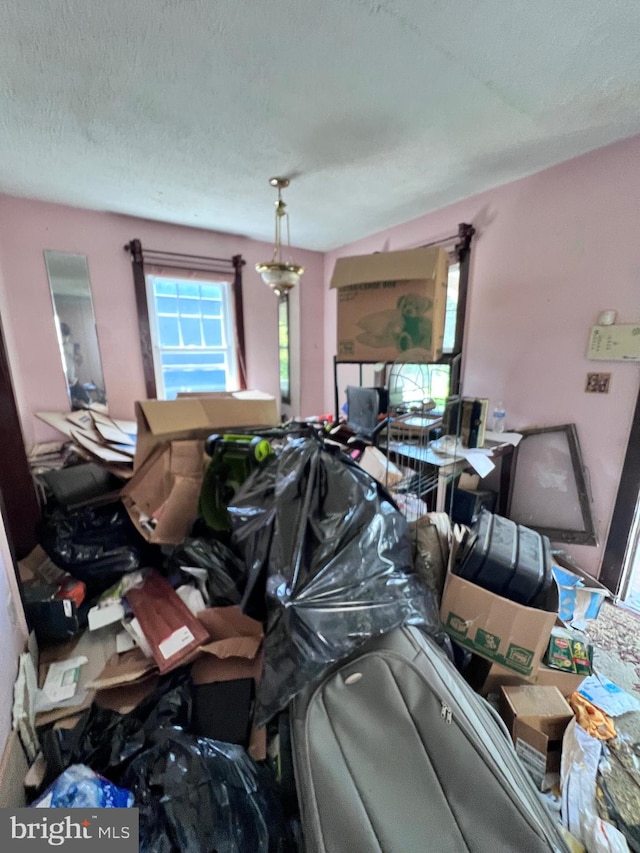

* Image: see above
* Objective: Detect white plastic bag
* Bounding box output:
[560,718,629,852]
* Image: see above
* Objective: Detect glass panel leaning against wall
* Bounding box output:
[44,250,107,411]
[145,275,238,400]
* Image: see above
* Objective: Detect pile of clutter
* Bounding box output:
[10,393,640,853]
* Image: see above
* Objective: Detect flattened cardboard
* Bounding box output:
[440,569,557,678]
[121,439,205,544]
[35,629,117,727]
[330,246,449,362]
[94,676,159,714]
[0,732,29,808]
[192,606,266,761]
[133,391,279,471]
[192,606,263,685]
[88,648,158,690]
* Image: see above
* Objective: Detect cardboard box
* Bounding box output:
[330,246,449,362]
[133,391,280,471]
[125,392,279,543]
[478,661,586,699]
[121,439,205,544]
[552,555,609,625]
[440,568,558,677]
[499,685,574,788]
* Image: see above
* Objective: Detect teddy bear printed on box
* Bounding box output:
[355,293,433,352]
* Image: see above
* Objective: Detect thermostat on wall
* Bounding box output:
[587,324,640,362]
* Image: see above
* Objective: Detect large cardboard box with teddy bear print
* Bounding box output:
[330,246,449,363]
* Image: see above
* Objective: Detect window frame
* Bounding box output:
[125,241,247,399]
[145,274,238,400]
[278,294,291,405]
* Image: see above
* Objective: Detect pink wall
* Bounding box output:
[325,135,640,578]
[0,196,325,448]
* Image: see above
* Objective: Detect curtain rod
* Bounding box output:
[421,223,475,255]
[124,241,245,273]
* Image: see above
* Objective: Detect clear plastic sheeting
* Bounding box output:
[121,729,290,853]
[229,436,447,726]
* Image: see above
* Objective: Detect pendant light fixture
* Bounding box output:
[256,177,304,296]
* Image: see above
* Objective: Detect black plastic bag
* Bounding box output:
[37,503,147,596]
[121,729,289,853]
[229,436,446,725]
[163,536,247,606]
[228,457,278,621]
[39,670,192,787]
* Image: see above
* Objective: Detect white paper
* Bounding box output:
[12,651,40,761]
[176,585,207,616]
[37,655,88,709]
[88,601,125,631]
[461,449,496,478]
[122,617,154,658]
[158,626,195,660]
[115,630,136,654]
[578,673,640,717]
[484,430,523,446]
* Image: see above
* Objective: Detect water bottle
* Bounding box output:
[492,401,506,433]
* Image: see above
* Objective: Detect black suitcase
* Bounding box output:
[454,510,552,607]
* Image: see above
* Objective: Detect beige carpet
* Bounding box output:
[586,600,640,696]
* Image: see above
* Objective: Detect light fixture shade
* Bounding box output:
[256,261,305,295]
[256,177,304,295]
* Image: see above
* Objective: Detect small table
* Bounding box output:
[384,434,519,514]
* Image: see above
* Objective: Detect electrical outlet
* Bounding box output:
[585,372,611,393]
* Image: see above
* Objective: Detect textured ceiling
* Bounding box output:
[1,0,640,251]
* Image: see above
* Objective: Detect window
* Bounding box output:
[146,276,238,400]
[278,295,291,404]
[387,260,460,413]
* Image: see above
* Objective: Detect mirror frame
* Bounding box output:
[44,250,107,411]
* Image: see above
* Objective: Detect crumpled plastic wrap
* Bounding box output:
[229,435,448,726]
[31,764,134,808]
[560,718,630,852]
[40,670,192,786]
[121,728,289,853]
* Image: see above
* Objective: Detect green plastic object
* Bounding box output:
[199,434,274,531]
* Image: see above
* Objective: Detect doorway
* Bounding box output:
[600,381,640,600]
[619,496,640,612]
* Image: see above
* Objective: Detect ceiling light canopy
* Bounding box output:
[256,177,304,296]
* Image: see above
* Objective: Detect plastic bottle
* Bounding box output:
[492,401,506,433]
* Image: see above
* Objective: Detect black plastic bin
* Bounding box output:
[454,509,553,608]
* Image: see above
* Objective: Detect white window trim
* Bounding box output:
[145,274,238,399]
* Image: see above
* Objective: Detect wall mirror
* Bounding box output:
[44,251,107,411]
